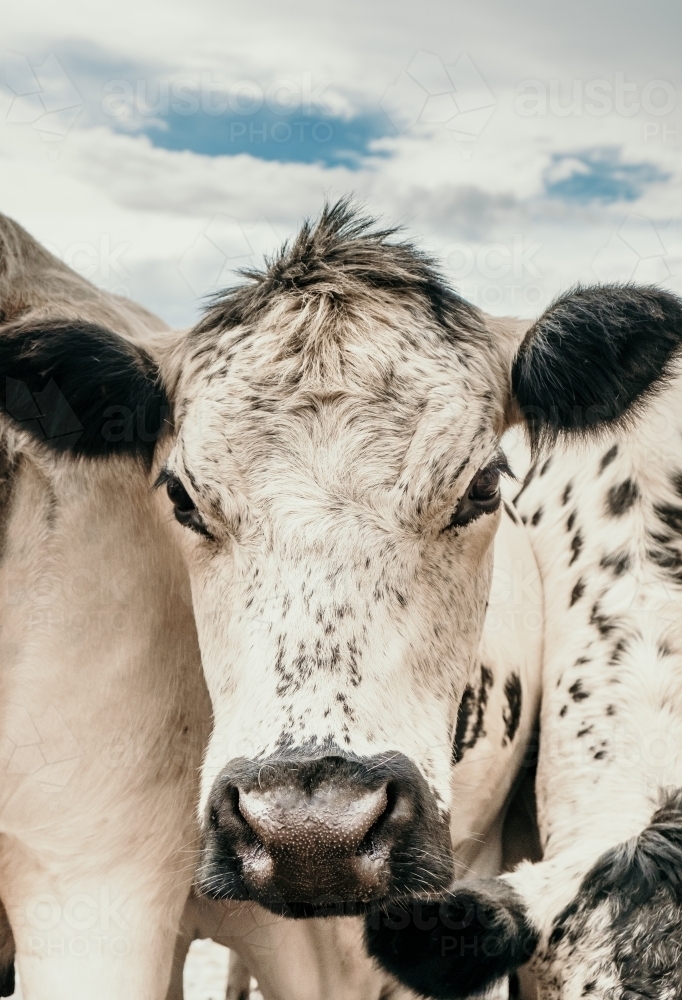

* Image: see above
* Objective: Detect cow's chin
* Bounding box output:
[195,824,454,919]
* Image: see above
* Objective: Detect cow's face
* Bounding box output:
[160,278,515,911]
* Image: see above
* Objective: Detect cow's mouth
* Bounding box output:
[195,750,453,917]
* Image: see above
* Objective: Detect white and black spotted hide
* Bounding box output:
[506,396,682,998]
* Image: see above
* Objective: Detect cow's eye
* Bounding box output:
[164,476,209,536]
[446,460,509,530]
[469,467,500,502]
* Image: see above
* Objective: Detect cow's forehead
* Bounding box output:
[174,298,504,509]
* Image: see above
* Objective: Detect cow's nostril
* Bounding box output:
[358,779,400,852]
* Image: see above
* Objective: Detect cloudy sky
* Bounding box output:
[1,0,680,327]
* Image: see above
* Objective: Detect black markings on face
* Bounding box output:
[548,917,568,947]
[502,673,523,745]
[599,444,618,473]
[540,457,552,476]
[609,637,628,664]
[590,602,616,636]
[569,530,583,566]
[452,687,475,765]
[335,691,356,721]
[452,664,494,764]
[570,578,585,606]
[531,506,543,526]
[600,550,631,576]
[606,479,639,517]
[569,680,590,702]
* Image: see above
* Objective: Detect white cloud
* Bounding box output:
[0,1,679,326]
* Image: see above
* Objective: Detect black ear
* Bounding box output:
[364,880,537,1000]
[0,320,168,461]
[511,285,682,449]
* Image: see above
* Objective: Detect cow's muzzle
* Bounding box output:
[197,751,453,917]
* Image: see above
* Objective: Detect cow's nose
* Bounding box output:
[238,782,389,856]
[198,752,454,915]
[228,773,393,908]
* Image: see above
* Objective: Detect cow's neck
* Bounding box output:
[0,443,210,864]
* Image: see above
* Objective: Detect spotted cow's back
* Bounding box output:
[510,381,682,997]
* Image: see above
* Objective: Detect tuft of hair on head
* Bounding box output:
[194,198,483,341]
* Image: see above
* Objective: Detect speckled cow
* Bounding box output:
[367,300,682,998]
[512,413,682,999]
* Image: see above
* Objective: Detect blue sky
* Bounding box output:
[137,108,391,167]
[0,0,680,326]
[544,149,671,204]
